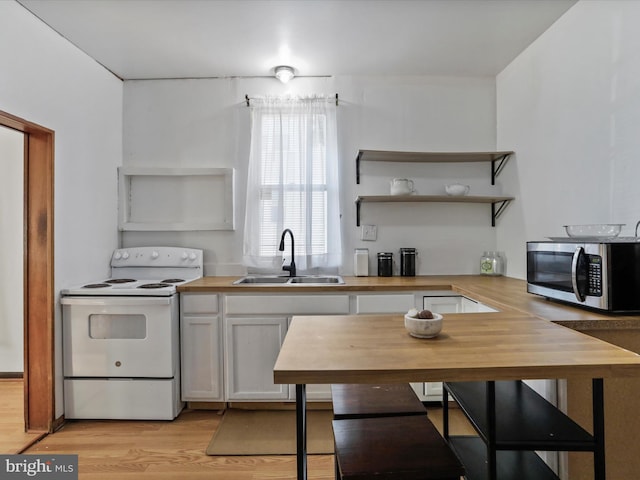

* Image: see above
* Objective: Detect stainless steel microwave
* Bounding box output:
[527,240,640,313]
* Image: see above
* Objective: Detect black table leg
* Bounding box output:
[443,385,450,440]
[592,378,605,480]
[296,383,307,480]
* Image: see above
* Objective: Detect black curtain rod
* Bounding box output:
[245,93,339,107]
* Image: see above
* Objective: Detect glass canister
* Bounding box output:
[480,251,503,276]
[377,252,393,277]
[399,248,417,276]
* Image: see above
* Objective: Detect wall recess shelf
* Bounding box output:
[118,167,235,231]
[356,150,514,185]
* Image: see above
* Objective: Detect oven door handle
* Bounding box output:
[571,246,586,302]
[60,296,172,306]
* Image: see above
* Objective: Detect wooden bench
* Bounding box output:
[332,415,465,480]
[331,383,427,419]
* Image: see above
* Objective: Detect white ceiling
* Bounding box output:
[17,0,577,81]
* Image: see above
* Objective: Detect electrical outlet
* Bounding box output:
[361,224,377,241]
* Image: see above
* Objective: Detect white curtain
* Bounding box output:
[243,95,342,273]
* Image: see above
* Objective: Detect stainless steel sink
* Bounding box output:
[288,276,343,284]
[232,276,291,284]
[233,275,344,285]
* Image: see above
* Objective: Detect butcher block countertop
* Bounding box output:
[179,275,640,331]
[273,313,640,385]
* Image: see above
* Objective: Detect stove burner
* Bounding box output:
[105,278,137,284]
[161,278,185,284]
[138,283,171,289]
[83,283,112,289]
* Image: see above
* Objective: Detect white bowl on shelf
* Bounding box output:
[404,312,443,338]
[445,184,470,196]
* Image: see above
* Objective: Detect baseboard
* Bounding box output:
[0,372,23,379]
[51,415,65,433]
[186,401,227,410]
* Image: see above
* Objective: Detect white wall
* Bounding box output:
[123,75,500,275]
[497,0,640,279]
[0,1,123,415]
[0,126,24,373]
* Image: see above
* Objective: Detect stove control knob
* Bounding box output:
[113,251,122,260]
[181,252,189,260]
[189,252,197,261]
[151,251,159,259]
[121,251,129,260]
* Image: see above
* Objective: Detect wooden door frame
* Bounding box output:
[0,110,55,432]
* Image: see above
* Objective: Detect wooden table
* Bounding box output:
[273,313,640,480]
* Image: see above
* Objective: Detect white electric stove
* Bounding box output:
[61,246,203,420]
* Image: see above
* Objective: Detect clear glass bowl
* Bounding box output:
[563,224,624,238]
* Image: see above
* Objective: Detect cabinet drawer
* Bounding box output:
[224,295,349,315]
[356,294,415,314]
[182,293,218,314]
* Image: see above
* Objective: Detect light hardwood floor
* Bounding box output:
[2,380,474,479]
[0,379,46,454]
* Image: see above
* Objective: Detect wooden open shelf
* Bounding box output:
[355,150,514,184]
[355,195,514,227]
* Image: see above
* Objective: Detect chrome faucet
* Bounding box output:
[636,220,640,238]
[279,229,296,277]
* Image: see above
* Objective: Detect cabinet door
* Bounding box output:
[225,316,288,400]
[423,296,463,314]
[424,382,443,402]
[181,314,223,401]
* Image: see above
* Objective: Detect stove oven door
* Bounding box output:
[61,296,178,378]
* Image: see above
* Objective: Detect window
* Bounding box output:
[243,96,342,272]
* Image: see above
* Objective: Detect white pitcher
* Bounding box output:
[390,178,415,195]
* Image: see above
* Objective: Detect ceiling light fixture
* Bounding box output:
[274,65,295,83]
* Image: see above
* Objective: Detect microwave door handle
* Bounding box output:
[571,246,586,302]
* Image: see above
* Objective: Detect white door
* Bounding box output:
[0,126,24,374]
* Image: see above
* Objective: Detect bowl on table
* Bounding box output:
[404,310,443,338]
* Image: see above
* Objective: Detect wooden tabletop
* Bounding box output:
[273,313,640,385]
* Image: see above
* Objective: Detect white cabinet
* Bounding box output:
[181,293,223,401]
[225,316,289,400]
[180,289,498,404]
[224,294,350,401]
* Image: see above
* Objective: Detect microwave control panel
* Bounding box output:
[587,255,602,296]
